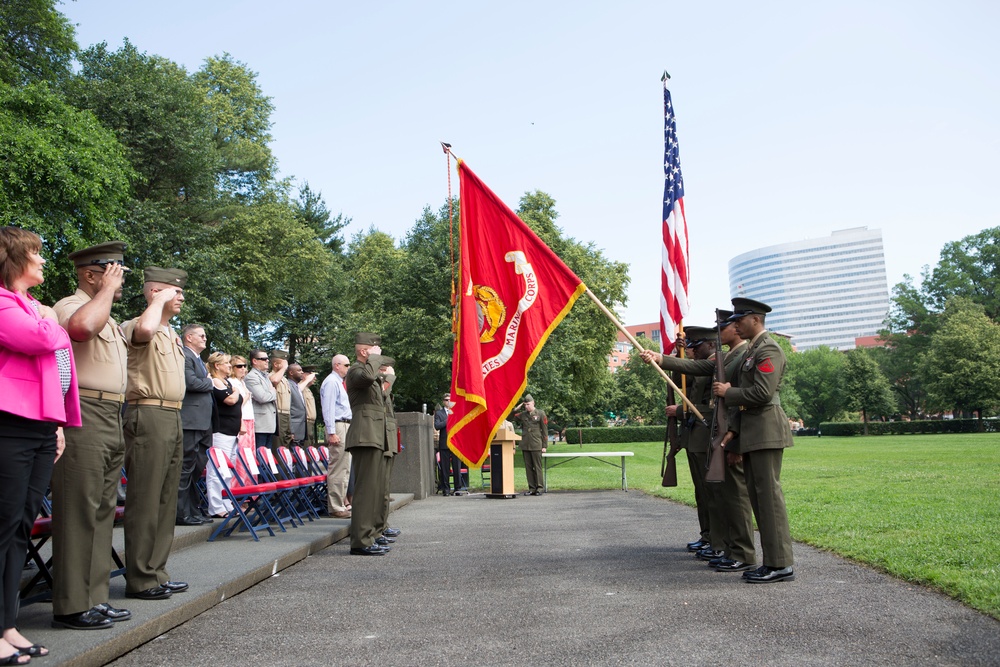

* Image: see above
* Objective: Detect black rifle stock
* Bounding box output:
[706,312,728,483]
[661,383,681,487]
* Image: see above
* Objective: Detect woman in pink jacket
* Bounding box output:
[0,227,80,665]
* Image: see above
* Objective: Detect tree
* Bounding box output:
[921,227,1000,320]
[842,348,895,434]
[192,53,275,198]
[68,40,218,204]
[0,0,77,87]
[516,191,630,426]
[921,297,1000,425]
[0,82,133,303]
[293,182,349,253]
[785,346,846,427]
[612,338,666,425]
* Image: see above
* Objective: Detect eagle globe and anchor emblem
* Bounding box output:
[469,251,539,377]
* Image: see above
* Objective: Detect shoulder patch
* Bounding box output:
[757,358,775,373]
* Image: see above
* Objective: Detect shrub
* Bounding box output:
[559,426,665,444]
[818,419,1000,436]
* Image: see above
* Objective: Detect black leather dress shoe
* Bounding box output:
[745,566,795,583]
[696,548,725,561]
[714,559,755,572]
[686,538,710,552]
[743,565,768,579]
[92,602,132,621]
[52,609,114,630]
[350,545,387,556]
[382,527,401,538]
[531,491,542,496]
[175,516,203,526]
[161,580,189,593]
[708,556,726,567]
[126,586,172,600]
[375,535,395,545]
[199,515,214,523]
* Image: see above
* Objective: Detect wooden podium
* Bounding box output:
[485,427,520,499]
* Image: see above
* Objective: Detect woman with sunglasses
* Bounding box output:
[229,355,255,450]
[205,352,243,517]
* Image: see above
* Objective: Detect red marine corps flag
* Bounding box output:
[448,161,586,467]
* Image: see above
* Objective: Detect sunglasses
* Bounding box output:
[234,364,247,368]
[254,357,268,362]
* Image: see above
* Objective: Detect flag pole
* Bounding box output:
[584,288,707,423]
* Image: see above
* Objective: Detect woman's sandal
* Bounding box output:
[13,643,47,658]
[0,650,30,665]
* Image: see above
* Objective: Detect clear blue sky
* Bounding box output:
[60,1,1000,327]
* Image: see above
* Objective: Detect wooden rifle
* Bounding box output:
[706,311,728,483]
[661,382,681,486]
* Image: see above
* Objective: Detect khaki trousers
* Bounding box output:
[326,422,352,513]
[52,397,125,615]
[123,405,182,593]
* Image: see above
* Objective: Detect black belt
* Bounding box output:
[336,419,351,423]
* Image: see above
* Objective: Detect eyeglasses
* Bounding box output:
[254,357,268,362]
[234,364,247,368]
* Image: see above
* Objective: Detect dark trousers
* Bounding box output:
[522,449,543,493]
[0,426,56,629]
[52,397,125,615]
[437,449,463,492]
[375,454,395,534]
[686,449,711,541]
[349,448,383,549]
[178,428,211,519]
[124,405,182,593]
[255,431,273,451]
[744,448,793,568]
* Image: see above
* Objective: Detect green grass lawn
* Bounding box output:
[492,434,1000,620]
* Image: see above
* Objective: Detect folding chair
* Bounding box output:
[307,446,328,474]
[258,447,319,522]
[481,454,491,488]
[241,447,305,528]
[303,446,329,499]
[277,446,326,517]
[206,447,285,542]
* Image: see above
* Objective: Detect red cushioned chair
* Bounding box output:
[207,447,285,541]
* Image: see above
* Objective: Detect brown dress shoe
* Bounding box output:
[332,510,352,518]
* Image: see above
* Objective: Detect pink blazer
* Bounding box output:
[0,287,81,427]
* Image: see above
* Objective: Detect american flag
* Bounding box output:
[659,81,689,353]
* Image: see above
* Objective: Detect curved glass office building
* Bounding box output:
[728,227,890,351]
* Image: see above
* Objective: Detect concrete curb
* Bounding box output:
[18,494,413,667]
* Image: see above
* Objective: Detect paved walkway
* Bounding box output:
[19,491,1000,666]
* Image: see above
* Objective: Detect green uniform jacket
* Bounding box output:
[658,341,747,452]
[345,353,391,452]
[513,408,547,451]
[383,378,397,458]
[724,332,793,453]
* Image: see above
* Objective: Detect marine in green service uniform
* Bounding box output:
[345,333,393,555]
[713,298,795,584]
[512,395,547,495]
[640,314,757,572]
